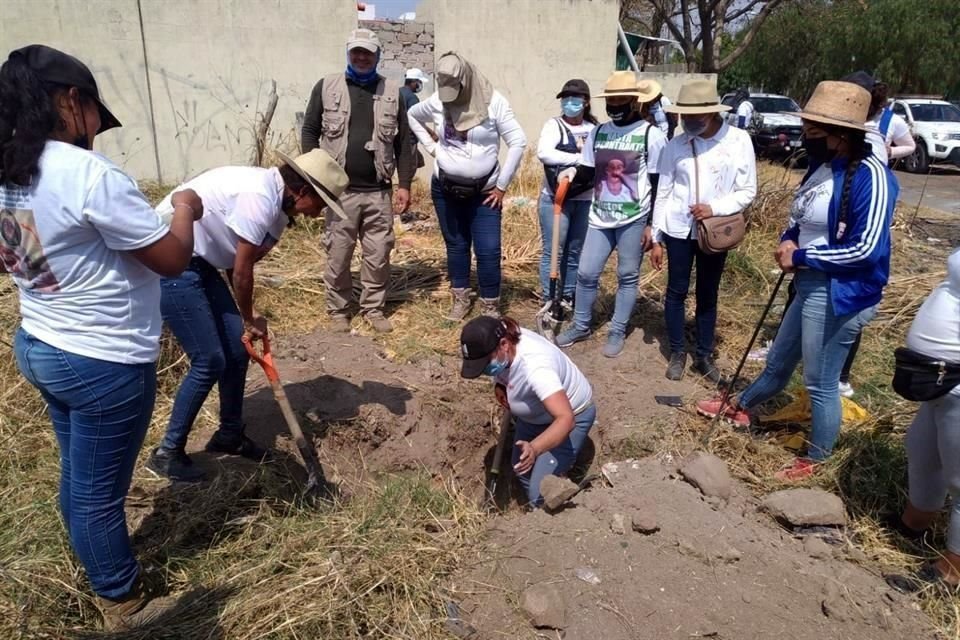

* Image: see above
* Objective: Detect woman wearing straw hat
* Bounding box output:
[407,52,527,320]
[147,149,348,483]
[696,80,898,481]
[554,71,667,358]
[459,315,595,507]
[650,79,757,383]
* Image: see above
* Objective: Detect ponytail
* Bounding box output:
[867,82,889,120]
[838,129,869,224]
[500,316,522,345]
[0,52,62,186]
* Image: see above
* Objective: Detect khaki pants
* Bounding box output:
[323,189,394,315]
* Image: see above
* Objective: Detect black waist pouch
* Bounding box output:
[892,347,960,401]
[438,166,496,200]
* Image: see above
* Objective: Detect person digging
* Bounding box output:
[146,149,349,482]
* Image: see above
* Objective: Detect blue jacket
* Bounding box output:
[782,154,898,316]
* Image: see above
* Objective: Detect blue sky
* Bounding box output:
[369,0,420,17]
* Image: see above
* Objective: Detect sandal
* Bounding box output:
[882,512,931,544]
[885,562,956,594]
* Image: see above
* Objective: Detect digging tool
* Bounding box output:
[484,408,513,511]
[699,271,787,448]
[536,176,572,342]
[243,334,335,500]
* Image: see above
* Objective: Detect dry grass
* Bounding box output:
[1,153,957,637]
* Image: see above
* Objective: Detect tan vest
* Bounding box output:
[318,73,400,184]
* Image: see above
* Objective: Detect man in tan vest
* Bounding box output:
[301,28,415,333]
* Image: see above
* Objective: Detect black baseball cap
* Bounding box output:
[459,316,506,379]
[556,78,591,99]
[10,44,122,133]
[841,71,876,92]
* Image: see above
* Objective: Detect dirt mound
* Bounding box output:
[451,456,932,639]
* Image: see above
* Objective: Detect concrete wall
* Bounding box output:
[0,0,356,183]
[361,19,434,85]
[418,0,621,146]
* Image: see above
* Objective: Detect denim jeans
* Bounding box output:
[537,194,590,300]
[14,329,156,599]
[512,404,596,506]
[571,218,646,337]
[786,280,861,383]
[663,235,728,358]
[738,270,877,461]
[160,258,248,451]
[431,177,502,298]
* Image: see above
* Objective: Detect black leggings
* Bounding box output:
[784,280,861,384]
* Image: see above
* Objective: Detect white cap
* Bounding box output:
[405,68,430,83]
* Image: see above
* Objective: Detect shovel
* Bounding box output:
[535,176,572,343]
[243,334,336,501]
[484,408,513,512]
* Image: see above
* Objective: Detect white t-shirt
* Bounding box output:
[865,110,911,165]
[736,101,754,128]
[536,117,596,202]
[790,163,833,248]
[407,91,528,192]
[156,166,288,270]
[581,120,666,228]
[0,141,167,364]
[495,329,592,425]
[652,122,758,242]
[907,249,960,379]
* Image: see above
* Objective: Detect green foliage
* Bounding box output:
[723,0,960,100]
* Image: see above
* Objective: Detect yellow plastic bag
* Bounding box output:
[758,389,870,427]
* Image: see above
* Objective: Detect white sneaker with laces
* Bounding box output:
[838,382,855,398]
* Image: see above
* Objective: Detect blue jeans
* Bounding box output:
[663,235,728,358]
[160,258,248,451]
[14,329,156,599]
[431,177,502,298]
[512,404,596,506]
[737,270,877,461]
[537,194,590,300]
[571,218,646,337]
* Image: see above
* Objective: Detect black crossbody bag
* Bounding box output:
[892,347,960,401]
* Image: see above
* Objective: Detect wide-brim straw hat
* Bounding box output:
[276,149,349,219]
[789,80,870,132]
[664,79,731,114]
[593,71,660,103]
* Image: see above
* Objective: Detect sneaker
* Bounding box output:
[556,326,591,348]
[773,457,818,482]
[666,352,687,380]
[838,381,855,398]
[695,396,751,428]
[97,580,178,631]
[329,313,351,333]
[363,310,393,333]
[205,433,272,463]
[446,288,473,321]
[602,333,625,358]
[692,356,722,384]
[480,297,501,318]
[145,447,206,482]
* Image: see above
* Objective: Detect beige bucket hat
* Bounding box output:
[276,149,349,219]
[792,80,870,132]
[664,80,731,114]
[593,71,661,103]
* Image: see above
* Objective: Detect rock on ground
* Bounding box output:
[540,475,579,511]
[610,513,627,535]
[762,488,847,527]
[804,536,833,559]
[680,452,732,500]
[520,584,566,630]
[632,510,660,534]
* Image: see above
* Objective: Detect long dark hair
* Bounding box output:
[867,82,889,120]
[582,99,599,126]
[0,53,76,187]
[826,125,870,221]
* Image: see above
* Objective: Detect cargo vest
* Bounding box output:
[318,73,400,184]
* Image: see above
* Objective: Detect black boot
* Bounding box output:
[666,352,687,380]
[693,356,722,384]
[146,447,206,482]
[205,432,272,462]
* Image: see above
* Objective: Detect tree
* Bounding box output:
[644,0,792,73]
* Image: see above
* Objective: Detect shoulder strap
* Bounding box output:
[879,107,894,137]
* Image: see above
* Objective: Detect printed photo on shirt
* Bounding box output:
[592,125,650,223]
[0,207,59,292]
[442,120,471,157]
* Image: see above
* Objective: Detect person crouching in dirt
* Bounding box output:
[459,316,595,507]
[146,150,348,482]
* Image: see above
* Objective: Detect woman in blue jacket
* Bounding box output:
[696,80,898,481]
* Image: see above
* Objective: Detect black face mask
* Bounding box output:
[802,136,836,163]
[606,102,635,124]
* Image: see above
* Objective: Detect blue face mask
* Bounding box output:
[561,97,585,118]
[483,357,509,377]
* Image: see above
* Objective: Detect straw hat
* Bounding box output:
[792,81,870,132]
[276,149,349,219]
[664,80,730,114]
[593,71,660,103]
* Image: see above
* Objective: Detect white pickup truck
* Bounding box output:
[891,98,960,173]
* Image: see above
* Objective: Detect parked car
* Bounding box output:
[891,98,960,173]
[720,92,804,160]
